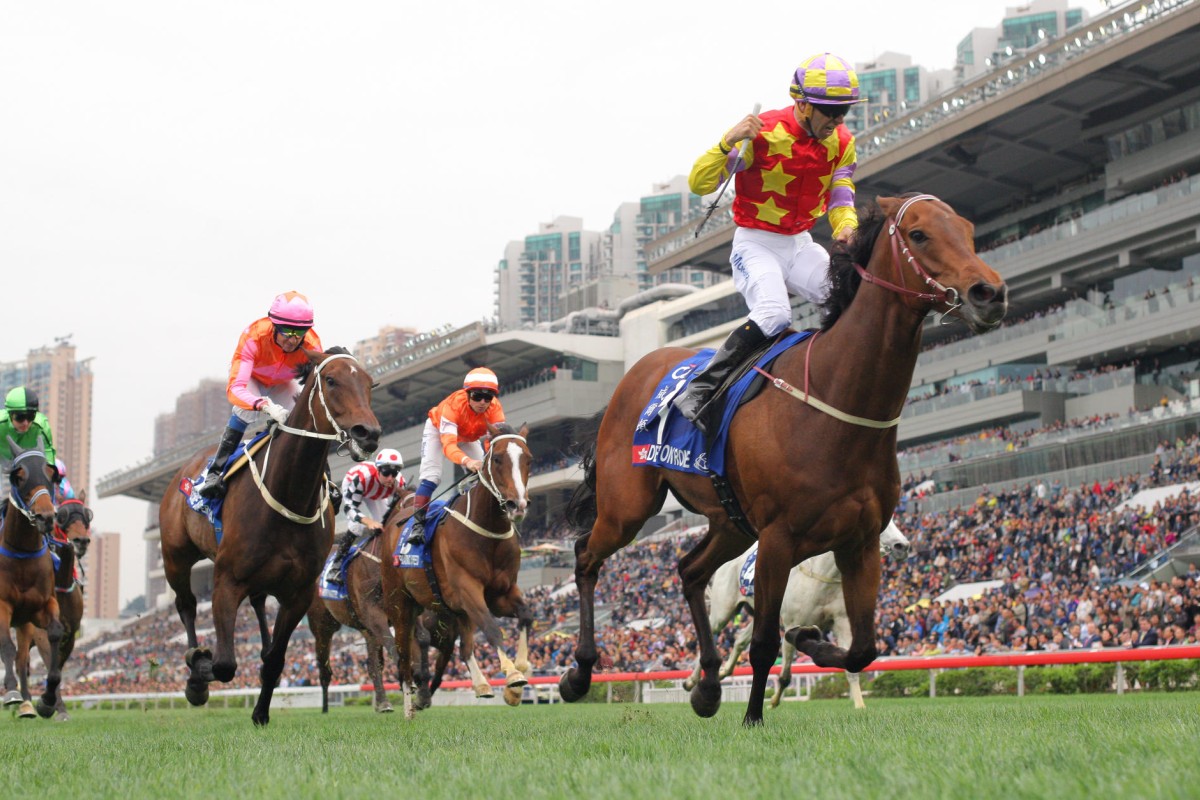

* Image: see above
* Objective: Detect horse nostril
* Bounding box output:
[968,282,1001,305]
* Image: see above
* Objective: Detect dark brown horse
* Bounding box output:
[381,422,535,716]
[308,488,416,714]
[0,442,64,719]
[17,492,92,720]
[559,195,1008,725]
[159,348,380,726]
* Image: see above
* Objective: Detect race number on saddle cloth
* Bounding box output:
[177,430,271,544]
[632,331,811,476]
[392,499,452,568]
[739,545,759,598]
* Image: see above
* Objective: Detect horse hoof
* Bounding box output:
[474,685,495,700]
[415,688,432,711]
[741,713,764,728]
[505,673,528,689]
[184,680,210,707]
[3,690,23,707]
[252,711,270,727]
[502,686,522,707]
[784,626,823,647]
[35,699,55,719]
[55,710,70,722]
[375,702,394,714]
[557,669,590,703]
[690,682,721,718]
[18,701,36,719]
[212,661,237,683]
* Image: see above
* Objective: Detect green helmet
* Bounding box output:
[5,386,39,414]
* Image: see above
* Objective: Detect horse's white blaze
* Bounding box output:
[505,441,528,508]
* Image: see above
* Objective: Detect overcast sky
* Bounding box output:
[0,0,1111,607]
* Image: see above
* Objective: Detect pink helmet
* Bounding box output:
[267,291,315,327]
[463,367,499,394]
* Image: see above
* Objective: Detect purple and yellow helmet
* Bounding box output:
[790,52,861,106]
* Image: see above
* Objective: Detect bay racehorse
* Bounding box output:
[0,441,64,718]
[308,488,415,714]
[381,422,535,717]
[683,518,910,709]
[159,348,380,726]
[560,194,1007,725]
[18,492,93,720]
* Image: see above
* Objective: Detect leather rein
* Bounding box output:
[756,194,959,430]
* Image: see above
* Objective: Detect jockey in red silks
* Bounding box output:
[674,52,863,434]
[197,291,323,499]
[323,448,406,586]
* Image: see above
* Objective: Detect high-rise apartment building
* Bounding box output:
[0,338,94,491]
[494,179,721,329]
[853,53,954,133]
[153,377,229,455]
[354,325,419,366]
[955,0,1088,83]
[84,531,121,620]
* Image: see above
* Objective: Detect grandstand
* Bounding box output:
[84,0,1200,694]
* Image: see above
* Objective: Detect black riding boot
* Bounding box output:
[673,320,768,434]
[197,425,244,499]
[324,531,354,586]
[406,505,428,546]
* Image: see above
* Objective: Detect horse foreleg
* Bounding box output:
[745,539,790,727]
[721,620,752,680]
[788,546,881,676]
[833,609,865,709]
[360,603,399,713]
[36,614,64,719]
[251,595,309,727]
[458,624,492,699]
[462,591,526,689]
[15,625,34,717]
[308,602,337,714]
[209,577,249,684]
[770,634,796,710]
[0,606,20,704]
[514,601,532,676]
[250,593,272,661]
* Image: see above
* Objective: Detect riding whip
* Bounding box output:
[694,102,761,239]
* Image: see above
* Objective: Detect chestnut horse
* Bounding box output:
[560,195,1007,725]
[308,488,416,714]
[381,422,535,717]
[18,492,93,720]
[0,442,64,719]
[159,348,380,726]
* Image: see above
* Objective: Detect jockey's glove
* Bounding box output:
[262,400,289,425]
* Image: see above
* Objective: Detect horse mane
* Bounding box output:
[818,201,889,330]
[491,421,519,437]
[296,346,352,385]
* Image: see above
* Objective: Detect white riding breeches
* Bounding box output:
[232,378,299,426]
[730,227,831,337]
[417,418,484,487]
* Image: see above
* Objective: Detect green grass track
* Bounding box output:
[3,694,1198,799]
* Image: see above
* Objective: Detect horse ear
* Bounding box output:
[876,196,901,216]
[79,488,88,505]
[486,421,500,437]
[519,423,529,438]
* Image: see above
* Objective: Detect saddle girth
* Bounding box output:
[706,470,758,542]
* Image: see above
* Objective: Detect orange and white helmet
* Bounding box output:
[463,367,499,395]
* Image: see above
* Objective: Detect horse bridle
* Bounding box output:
[852,193,964,322]
[446,433,529,540]
[249,353,366,526]
[7,450,53,528]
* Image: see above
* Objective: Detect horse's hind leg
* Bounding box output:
[250,593,272,661]
[561,467,666,703]
[251,594,311,727]
[307,601,338,714]
[0,608,20,706]
[208,575,250,684]
[769,635,796,710]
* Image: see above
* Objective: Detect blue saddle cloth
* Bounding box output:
[178,430,270,546]
[738,544,759,598]
[392,499,452,569]
[632,331,811,477]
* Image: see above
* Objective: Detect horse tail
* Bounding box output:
[564,408,604,532]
